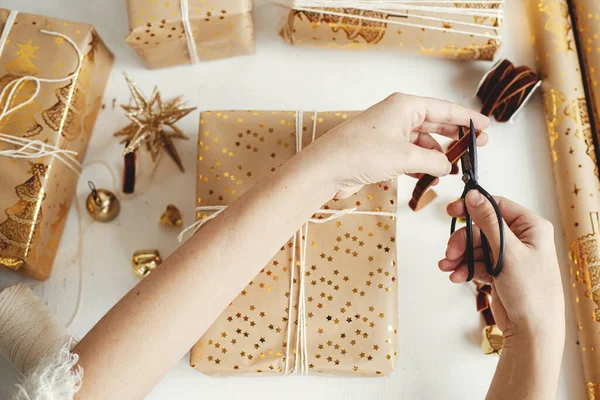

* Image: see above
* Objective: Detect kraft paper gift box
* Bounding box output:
[125,0,255,69]
[190,110,399,376]
[0,9,114,280]
[278,2,504,61]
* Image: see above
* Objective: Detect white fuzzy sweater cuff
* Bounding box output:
[12,337,83,400]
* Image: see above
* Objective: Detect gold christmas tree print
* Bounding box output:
[298,9,388,45]
[42,34,98,140]
[0,163,48,271]
[114,75,196,172]
[0,40,43,137]
[570,212,600,322]
[41,80,85,138]
[5,40,40,76]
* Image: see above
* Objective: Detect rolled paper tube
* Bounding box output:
[529,0,600,394]
[476,59,541,123]
[409,130,480,211]
[0,283,69,374]
[570,0,600,155]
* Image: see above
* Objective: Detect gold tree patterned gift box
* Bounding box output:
[190,110,398,376]
[278,1,504,61]
[125,0,255,69]
[0,9,113,280]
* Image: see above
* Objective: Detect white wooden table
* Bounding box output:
[0,1,586,398]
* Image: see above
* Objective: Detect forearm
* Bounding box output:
[486,331,564,400]
[73,144,337,399]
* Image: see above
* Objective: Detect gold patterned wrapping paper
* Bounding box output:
[572,0,600,172]
[529,0,600,396]
[0,10,113,280]
[278,3,503,61]
[190,111,398,376]
[125,0,254,69]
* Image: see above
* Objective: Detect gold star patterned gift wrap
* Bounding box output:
[278,2,503,61]
[0,10,114,280]
[125,0,254,69]
[529,1,600,397]
[190,111,398,376]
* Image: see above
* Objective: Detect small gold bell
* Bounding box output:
[160,204,183,227]
[481,325,504,356]
[86,181,120,222]
[132,249,162,278]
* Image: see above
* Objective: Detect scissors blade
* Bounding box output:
[469,119,478,181]
[457,125,471,174]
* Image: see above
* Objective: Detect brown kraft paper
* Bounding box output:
[190,110,398,376]
[125,0,255,69]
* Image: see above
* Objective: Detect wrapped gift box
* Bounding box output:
[279,2,503,61]
[190,110,398,376]
[0,9,114,280]
[125,0,255,69]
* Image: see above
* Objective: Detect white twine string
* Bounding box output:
[180,111,396,374]
[180,0,200,64]
[270,0,504,39]
[0,10,84,176]
[0,284,69,375]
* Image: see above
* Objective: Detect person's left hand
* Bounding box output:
[305,93,490,199]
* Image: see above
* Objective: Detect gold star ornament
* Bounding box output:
[114,74,196,172]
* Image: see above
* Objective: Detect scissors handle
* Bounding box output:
[450,186,505,281]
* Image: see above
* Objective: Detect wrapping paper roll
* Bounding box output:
[529,0,600,396]
[572,0,600,148]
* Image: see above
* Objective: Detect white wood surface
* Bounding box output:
[0,1,587,399]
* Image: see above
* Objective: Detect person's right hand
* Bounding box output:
[439,193,564,343]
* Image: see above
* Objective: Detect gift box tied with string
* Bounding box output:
[188,111,399,376]
[125,0,255,69]
[278,0,504,61]
[0,9,113,280]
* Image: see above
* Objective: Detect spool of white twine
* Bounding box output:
[0,284,69,374]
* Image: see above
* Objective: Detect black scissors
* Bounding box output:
[450,120,504,282]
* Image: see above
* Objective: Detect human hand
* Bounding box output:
[439,193,564,342]
[309,93,490,198]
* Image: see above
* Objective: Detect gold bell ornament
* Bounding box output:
[85,181,120,222]
[160,204,183,227]
[132,249,162,278]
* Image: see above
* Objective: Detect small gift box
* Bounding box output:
[125,0,255,69]
[278,1,503,61]
[0,9,114,280]
[190,110,398,376]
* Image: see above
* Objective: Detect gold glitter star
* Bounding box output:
[114,74,196,172]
